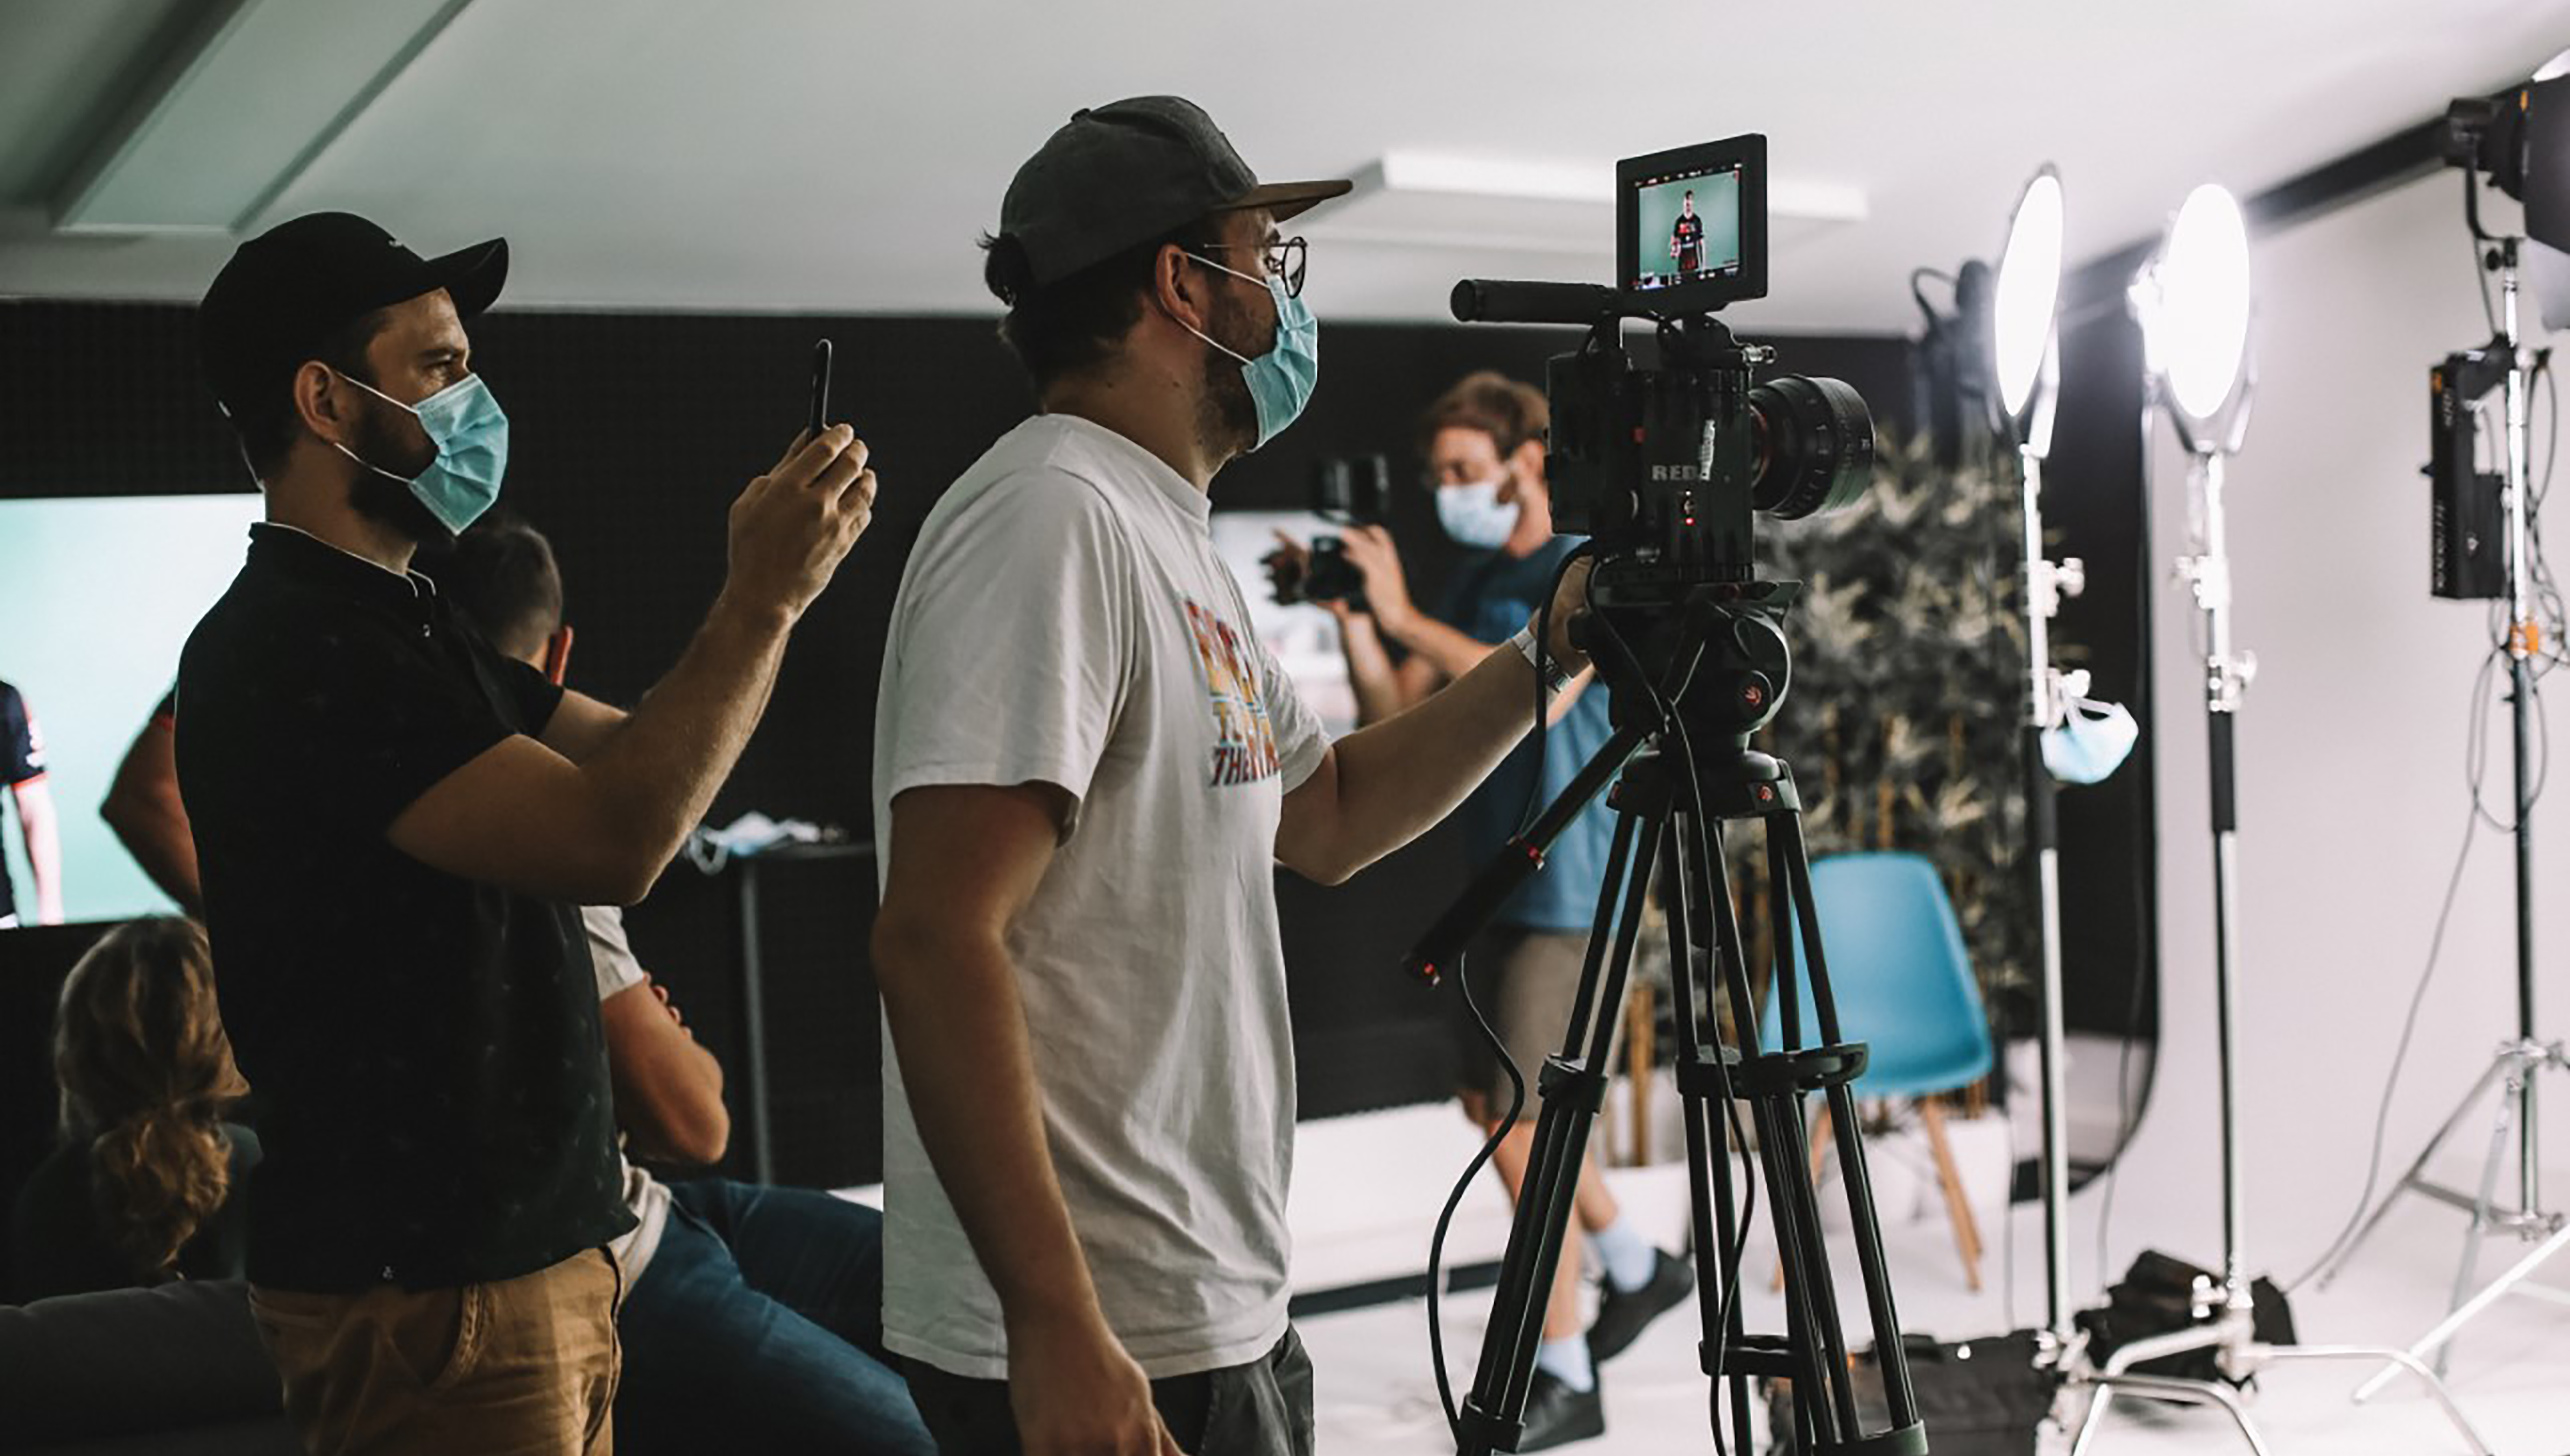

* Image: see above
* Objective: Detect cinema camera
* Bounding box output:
[1448,134,1872,735]
[1275,454,1392,606]
[1422,135,1926,1456]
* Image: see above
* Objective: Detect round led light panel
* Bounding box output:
[1993,168,2065,417]
[2157,184,2252,421]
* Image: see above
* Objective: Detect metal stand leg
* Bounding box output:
[2319,1053,2518,1288]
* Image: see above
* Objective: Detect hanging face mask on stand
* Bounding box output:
[1437,476,1521,549]
[1175,253,1319,450]
[331,370,511,535]
[2041,696,2140,785]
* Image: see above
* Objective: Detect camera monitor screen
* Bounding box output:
[1618,134,1767,311]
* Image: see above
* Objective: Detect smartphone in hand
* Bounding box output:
[808,338,833,435]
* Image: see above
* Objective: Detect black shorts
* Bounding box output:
[1453,926,1617,1115]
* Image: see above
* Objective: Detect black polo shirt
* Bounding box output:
[175,524,631,1292]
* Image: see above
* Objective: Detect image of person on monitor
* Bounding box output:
[1669,190,1707,277]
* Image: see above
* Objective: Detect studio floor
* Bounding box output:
[1283,1106,2570,1456]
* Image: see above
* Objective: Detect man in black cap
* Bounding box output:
[178,211,877,1456]
[872,97,1594,1456]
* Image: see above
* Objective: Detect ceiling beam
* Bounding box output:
[52,0,476,235]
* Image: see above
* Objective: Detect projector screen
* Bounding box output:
[0,493,264,925]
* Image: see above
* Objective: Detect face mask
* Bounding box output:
[2041,697,2140,785]
[332,371,510,535]
[1178,253,1319,450]
[1437,476,1521,549]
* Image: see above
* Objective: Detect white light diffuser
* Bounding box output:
[1993,167,2065,418]
[2153,184,2252,422]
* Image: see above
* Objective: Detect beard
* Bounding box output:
[1195,284,1265,456]
[342,397,454,549]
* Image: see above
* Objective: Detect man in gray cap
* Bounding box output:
[872,97,1594,1455]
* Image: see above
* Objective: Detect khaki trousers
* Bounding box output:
[248,1247,621,1456]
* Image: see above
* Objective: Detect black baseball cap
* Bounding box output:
[199,211,508,420]
[999,96,1350,288]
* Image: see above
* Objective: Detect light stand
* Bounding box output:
[1988,165,2089,1357]
[2069,184,2494,1456]
[2320,166,2570,1403]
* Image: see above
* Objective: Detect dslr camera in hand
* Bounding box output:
[1276,453,1391,606]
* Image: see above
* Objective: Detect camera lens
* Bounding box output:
[1749,375,1874,520]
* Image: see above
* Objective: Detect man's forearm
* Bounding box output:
[1325,640,1555,871]
[578,594,794,884]
[1340,622,1406,726]
[877,924,1106,1335]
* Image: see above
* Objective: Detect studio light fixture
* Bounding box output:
[2322,47,2570,1404]
[2076,187,2493,1456]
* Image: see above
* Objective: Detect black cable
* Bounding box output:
[1426,947,1525,1436]
[2282,798,2484,1294]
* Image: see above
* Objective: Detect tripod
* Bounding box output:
[2066,445,2492,1456]
[1408,580,1926,1456]
[2318,211,2567,1404]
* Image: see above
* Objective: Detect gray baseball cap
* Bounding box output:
[999,96,1350,288]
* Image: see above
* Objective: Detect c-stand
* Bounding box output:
[1406,570,1928,1456]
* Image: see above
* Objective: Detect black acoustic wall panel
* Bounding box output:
[2,299,1923,1188]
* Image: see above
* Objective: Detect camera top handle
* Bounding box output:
[1449,280,1620,327]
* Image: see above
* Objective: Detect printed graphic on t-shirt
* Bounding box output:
[1183,599,1282,788]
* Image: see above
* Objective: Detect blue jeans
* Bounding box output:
[616,1178,934,1456]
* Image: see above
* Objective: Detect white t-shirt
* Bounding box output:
[874,413,1329,1381]
[582,904,674,1283]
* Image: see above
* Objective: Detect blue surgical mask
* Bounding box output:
[1437,476,1521,549]
[2041,697,2140,785]
[332,371,510,535]
[1179,254,1319,450]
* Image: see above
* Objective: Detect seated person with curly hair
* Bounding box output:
[10,917,259,1301]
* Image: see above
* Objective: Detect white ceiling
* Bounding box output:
[1,0,2566,332]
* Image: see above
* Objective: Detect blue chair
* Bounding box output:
[1758,851,1996,1289]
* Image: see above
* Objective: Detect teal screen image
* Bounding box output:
[1633,168,1742,291]
[0,493,264,925]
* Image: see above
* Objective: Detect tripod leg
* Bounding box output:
[1775,815,1923,1433]
[1663,819,1757,1455]
[2324,1054,2518,1287]
[2439,1061,2522,1377]
[2067,1381,2114,1456]
[2090,1375,2275,1456]
[1769,1098,1831,1294]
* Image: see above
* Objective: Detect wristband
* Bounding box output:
[1510,625,1577,694]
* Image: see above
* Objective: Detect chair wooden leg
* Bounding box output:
[1624,980,1655,1168]
[1772,1100,1836,1291]
[1920,1096,1984,1292]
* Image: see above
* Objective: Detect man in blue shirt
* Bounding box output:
[1285,371,1692,1449]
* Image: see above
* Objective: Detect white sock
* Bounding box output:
[1536,1333,1596,1393]
[1590,1216,1659,1294]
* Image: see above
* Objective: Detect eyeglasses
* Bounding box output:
[1200,236,1307,299]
